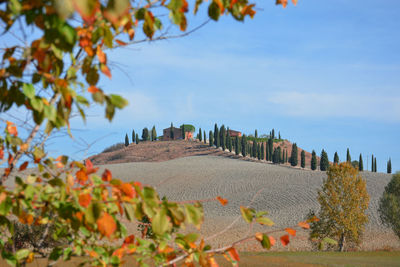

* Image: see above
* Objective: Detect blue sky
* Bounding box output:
[40,1,400,172]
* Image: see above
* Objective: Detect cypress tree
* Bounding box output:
[135,133,139,144]
[371,154,374,172]
[374,157,377,173]
[311,150,317,171]
[257,144,261,160]
[261,143,265,160]
[280,147,284,164]
[170,122,174,140]
[285,149,288,163]
[204,131,206,144]
[359,154,363,171]
[301,150,305,168]
[214,124,218,147]
[320,149,329,171]
[142,127,149,141]
[125,133,129,147]
[209,131,214,147]
[334,152,339,164]
[279,131,281,140]
[268,138,273,161]
[346,148,351,163]
[252,140,257,159]
[387,158,392,174]
[271,129,275,140]
[241,135,247,157]
[220,125,226,150]
[235,136,240,155]
[181,124,185,139]
[255,129,258,139]
[198,128,202,142]
[227,130,232,152]
[132,130,135,143]
[151,125,157,141]
[290,143,298,167]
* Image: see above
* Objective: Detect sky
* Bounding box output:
[8,0,400,172]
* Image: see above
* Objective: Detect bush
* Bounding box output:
[378,172,400,239]
[102,143,125,153]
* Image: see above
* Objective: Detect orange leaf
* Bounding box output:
[97,212,116,237]
[269,236,276,246]
[96,45,107,64]
[19,161,28,171]
[75,211,84,222]
[56,162,64,168]
[120,183,135,198]
[216,196,228,206]
[6,121,18,136]
[85,159,93,169]
[88,85,100,93]
[102,169,112,182]
[292,0,298,5]
[298,221,310,229]
[100,64,112,78]
[123,235,135,245]
[276,0,288,8]
[280,234,290,246]
[76,169,88,184]
[241,4,256,18]
[0,148,3,160]
[227,247,240,261]
[115,39,128,46]
[19,212,34,225]
[78,193,92,208]
[20,143,28,152]
[26,252,35,263]
[0,192,7,204]
[208,257,219,267]
[307,215,319,223]
[112,247,125,259]
[285,227,296,236]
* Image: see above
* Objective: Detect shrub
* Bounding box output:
[102,143,125,153]
[378,172,400,239]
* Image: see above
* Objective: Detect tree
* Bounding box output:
[204,130,207,144]
[334,152,339,165]
[142,127,149,141]
[198,128,202,142]
[226,130,232,152]
[170,122,174,140]
[235,136,240,155]
[220,125,226,150]
[151,125,157,141]
[257,143,261,160]
[346,148,351,163]
[301,150,306,168]
[278,131,281,140]
[311,150,317,171]
[0,0,299,265]
[374,157,377,173]
[372,155,375,172]
[378,172,400,239]
[290,143,298,167]
[387,158,392,174]
[241,135,247,157]
[359,154,363,171]
[209,130,214,147]
[310,163,370,251]
[255,129,258,139]
[136,133,139,144]
[261,143,265,160]
[125,133,129,147]
[271,129,275,140]
[181,124,185,139]
[214,124,220,148]
[320,149,329,171]
[132,130,136,144]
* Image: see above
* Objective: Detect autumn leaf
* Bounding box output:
[241,4,256,18]
[123,235,135,245]
[79,193,92,208]
[6,121,18,136]
[19,161,28,171]
[97,212,117,237]
[112,247,125,259]
[285,227,296,236]
[227,247,240,261]
[102,169,112,181]
[276,0,288,8]
[120,183,135,198]
[280,234,290,246]
[115,39,128,46]
[292,0,298,5]
[96,45,107,64]
[100,64,112,78]
[88,85,100,93]
[19,212,34,225]
[0,192,6,204]
[208,257,219,267]
[269,236,276,246]
[216,196,228,206]
[26,252,35,263]
[76,169,88,184]
[298,221,310,229]
[0,148,3,160]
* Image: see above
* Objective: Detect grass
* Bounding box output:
[216,251,400,267]
[1,251,398,267]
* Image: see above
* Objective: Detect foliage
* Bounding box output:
[334,152,339,165]
[170,122,174,140]
[261,142,265,161]
[241,134,247,157]
[220,125,226,150]
[359,154,363,171]
[203,130,206,144]
[124,133,129,147]
[131,130,136,144]
[142,127,149,141]
[346,148,351,163]
[209,130,213,147]
[301,150,305,168]
[387,158,392,174]
[235,136,240,156]
[310,163,370,251]
[102,143,125,153]
[378,172,400,239]
[311,150,317,171]
[135,133,139,144]
[180,124,195,133]
[290,143,298,167]
[0,0,299,265]
[320,149,329,171]
[151,126,157,141]
[214,123,219,148]
[227,131,232,152]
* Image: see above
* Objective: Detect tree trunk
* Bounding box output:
[338,233,345,252]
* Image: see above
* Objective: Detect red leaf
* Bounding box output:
[19,161,28,171]
[78,193,92,208]
[280,234,290,246]
[120,183,135,198]
[216,196,228,206]
[227,247,240,261]
[102,169,112,182]
[97,212,117,237]
[298,221,310,229]
[76,169,88,185]
[285,227,296,236]
[88,86,100,93]
[100,64,112,78]
[0,148,4,160]
[123,235,135,245]
[85,159,93,169]
[115,39,128,46]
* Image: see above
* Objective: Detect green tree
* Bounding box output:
[271,129,275,140]
[125,133,129,147]
[181,124,185,139]
[387,158,392,174]
[301,150,305,168]
[204,131,207,144]
[170,122,174,140]
[136,133,139,144]
[235,136,240,155]
[227,130,232,152]
[209,131,214,147]
[320,149,329,171]
[278,131,281,140]
[378,172,400,239]
[359,154,363,171]
[346,148,351,163]
[285,149,288,163]
[261,142,265,160]
[255,129,258,139]
[310,163,370,251]
[142,127,149,141]
[334,152,339,164]
[198,128,202,142]
[241,135,247,157]
[374,157,377,173]
[252,140,258,159]
[220,125,226,150]
[290,143,298,167]
[214,124,220,148]
[151,125,157,141]
[268,138,273,161]
[371,155,374,172]
[311,150,317,171]
[132,130,136,144]
[257,143,261,160]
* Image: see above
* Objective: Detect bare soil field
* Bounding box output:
[96,155,399,252]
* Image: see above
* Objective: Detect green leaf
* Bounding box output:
[63,247,73,261]
[44,105,57,122]
[22,83,35,99]
[240,206,254,223]
[49,247,63,261]
[124,203,135,221]
[15,249,30,261]
[258,234,271,250]
[255,217,274,226]
[110,255,120,266]
[30,97,44,112]
[208,1,220,21]
[109,94,128,109]
[184,203,203,228]
[152,208,172,236]
[322,237,338,245]
[86,68,99,85]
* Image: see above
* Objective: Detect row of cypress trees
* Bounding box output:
[124,126,158,146]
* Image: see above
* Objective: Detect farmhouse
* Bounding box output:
[228,129,242,137]
[163,127,182,140]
